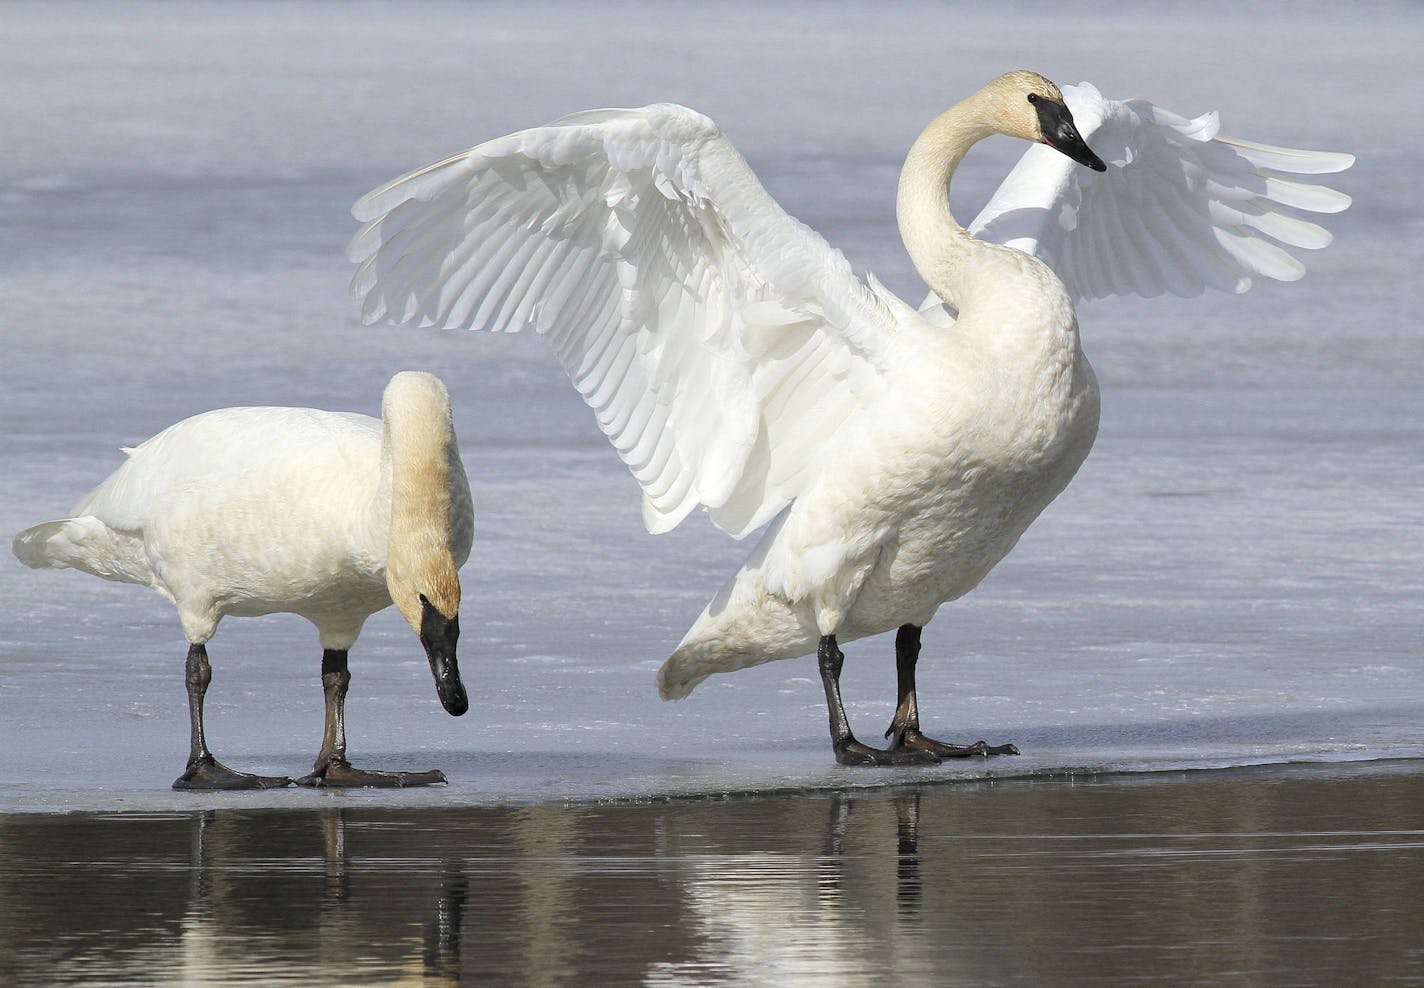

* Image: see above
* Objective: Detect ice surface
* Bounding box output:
[2,1,1420,813]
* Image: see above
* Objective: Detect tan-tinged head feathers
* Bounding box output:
[976,70,1066,143]
[380,371,470,636]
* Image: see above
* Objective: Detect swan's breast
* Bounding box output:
[838,321,1100,632]
[756,247,1099,634]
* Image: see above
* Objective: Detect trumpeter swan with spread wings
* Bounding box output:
[348,71,1351,766]
[12,371,474,789]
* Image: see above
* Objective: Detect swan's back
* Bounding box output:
[16,407,385,611]
[77,407,379,524]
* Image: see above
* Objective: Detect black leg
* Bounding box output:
[298,649,448,788]
[173,643,293,790]
[883,624,1019,758]
[184,643,212,764]
[818,635,938,766]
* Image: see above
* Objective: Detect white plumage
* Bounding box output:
[347,73,1350,765]
[13,371,475,788]
[956,82,1353,303]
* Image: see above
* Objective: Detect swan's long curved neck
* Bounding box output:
[380,383,463,630]
[895,93,1000,312]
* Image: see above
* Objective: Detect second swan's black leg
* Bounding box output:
[819,635,939,767]
[297,649,448,788]
[173,643,293,791]
[884,624,1019,758]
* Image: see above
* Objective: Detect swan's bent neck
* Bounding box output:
[379,374,464,632]
[895,91,1002,313]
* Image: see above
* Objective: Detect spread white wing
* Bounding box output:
[349,103,899,538]
[957,82,1354,303]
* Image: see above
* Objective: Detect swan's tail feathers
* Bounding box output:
[11,517,151,585]
[658,636,772,701]
[656,591,821,700]
[13,519,79,569]
[656,651,710,701]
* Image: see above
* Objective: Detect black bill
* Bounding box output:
[419,594,468,716]
[1032,95,1107,172]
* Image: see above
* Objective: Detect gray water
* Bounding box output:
[1,2,1422,981]
[3,762,1423,986]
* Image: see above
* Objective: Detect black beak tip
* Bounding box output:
[1045,137,1107,173]
[1034,97,1107,174]
[419,597,466,716]
[435,676,469,716]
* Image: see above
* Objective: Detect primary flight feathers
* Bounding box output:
[962,82,1353,304]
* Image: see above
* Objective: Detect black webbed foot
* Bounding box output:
[297,758,448,788]
[173,755,294,791]
[834,736,941,767]
[886,727,1019,758]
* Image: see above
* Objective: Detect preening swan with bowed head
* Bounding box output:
[348,71,1350,765]
[13,371,474,788]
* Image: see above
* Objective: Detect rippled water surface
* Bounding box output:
[4,763,1423,986]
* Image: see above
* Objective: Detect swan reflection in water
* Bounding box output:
[3,767,1421,985]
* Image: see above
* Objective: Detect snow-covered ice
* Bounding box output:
[2,1,1420,813]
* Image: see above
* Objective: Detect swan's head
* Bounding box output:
[389,536,467,717]
[988,70,1106,172]
[382,370,470,718]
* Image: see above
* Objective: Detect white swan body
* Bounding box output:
[13,371,475,788]
[347,73,1350,762]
